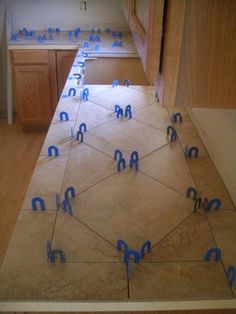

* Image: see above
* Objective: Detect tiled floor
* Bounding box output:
[0,83,235,301]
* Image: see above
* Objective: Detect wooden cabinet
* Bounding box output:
[11,50,58,131]
[84,57,149,85]
[56,50,77,98]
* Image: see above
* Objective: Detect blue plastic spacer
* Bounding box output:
[79,123,87,133]
[95,35,100,42]
[49,249,66,263]
[106,28,111,33]
[56,27,60,33]
[140,240,151,258]
[172,112,183,123]
[118,41,123,47]
[91,28,95,34]
[68,88,76,97]
[48,27,53,33]
[114,149,123,161]
[61,94,67,98]
[130,151,139,161]
[130,159,139,171]
[115,104,121,113]
[78,61,85,68]
[56,193,60,208]
[82,51,88,57]
[193,197,202,212]
[123,79,130,87]
[29,31,35,37]
[37,35,44,43]
[112,79,119,87]
[125,108,132,119]
[48,145,59,157]
[170,130,177,142]
[59,111,69,121]
[167,125,175,135]
[124,250,140,264]
[207,198,222,210]
[62,199,73,215]
[186,187,198,201]
[116,108,123,118]
[117,158,126,172]
[95,45,100,51]
[83,41,89,48]
[112,31,117,37]
[226,265,236,287]
[32,197,46,211]
[76,130,84,142]
[83,88,89,96]
[89,34,94,41]
[204,247,221,262]
[112,40,119,47]
[117,239,128,252]
[118,32,123,37]
[187,146,199,158]
[65,186,76,201]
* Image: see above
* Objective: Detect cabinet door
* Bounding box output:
[128,0,164,84]
[56,50,77,97]
[11,50,57,130]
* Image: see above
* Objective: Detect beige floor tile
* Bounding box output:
[0,262,128,300]
[21,156,68,210]
[140,142,195,195]
[61,143,116,195]
[89,85,156,111]
[40,121,75,156]
[175,122,208,156]
[75,100,115,130]
[53,211,122,262]
[144,212,215,262]
[0,211,55,268]
[130,85,156,96]
[167,107,192,123]
[129,262,232,300]
[70,170,193,249]
[84,119,169,160]
[188,157,234,209]
[134,103,170,132]
[208,211,236,268]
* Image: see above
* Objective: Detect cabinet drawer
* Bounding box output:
[12,50,49,64]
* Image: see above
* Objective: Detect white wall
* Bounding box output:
[188,108,236,206]
[7,0,128,32]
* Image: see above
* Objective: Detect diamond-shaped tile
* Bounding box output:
[188,157,235,209]
[134,103,170,132]
[140,142,195,195]
[143,212,215,262]
[75,100,115,130]
[22,156,67,210]
[40,121,75,156]
[70,170,193,249]
[61,142,116,195]
[84,119,169,160]
[129,262,232,300]
[89,85,156,111]
[53,211,122,262]
[0,262,128,300]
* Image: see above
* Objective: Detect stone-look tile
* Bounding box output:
[208,211,236,268]
[0,211,55,268]
[89,86,155,111]
[53,211,122,262]
[85,119,169,160]
[0,263,128,300]
[40,121,75,156]
[61,143,116,195]
[129,262,232,300]
[188,157,234,209]
[175,122,208,156]
[134,104,170,132]
[144,213,215,262]
[21,156,68,210]
[70,170,193,249]
[130,85,156,96]
[140,142,195,195]
[167,107,191,123]
[75,100,115,130]
[52,99,80,121]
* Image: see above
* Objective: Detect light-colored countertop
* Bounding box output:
[1,45,236,312]
[8,30,138,57]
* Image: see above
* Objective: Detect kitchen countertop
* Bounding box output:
[8,30,138,58]
[1,46,236,312]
